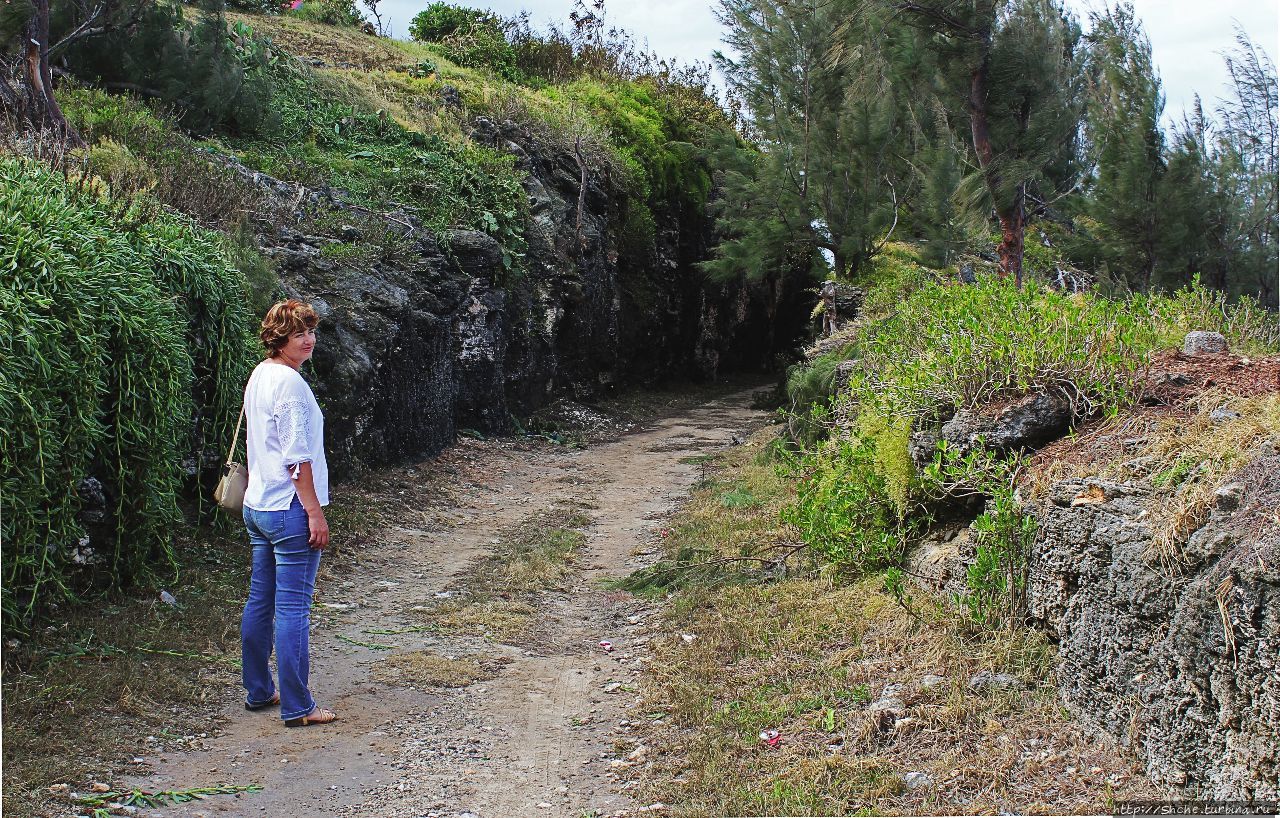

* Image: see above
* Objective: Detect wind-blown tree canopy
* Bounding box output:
[893,0,1086,285]
[703,0,907,283]
[1156,32,1278,307]
[1078,1,1165,291]
[1,0,278,141]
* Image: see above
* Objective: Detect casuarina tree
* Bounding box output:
[705,0,904,282]
[1080,1,1165,291]
[893,0,1085,285]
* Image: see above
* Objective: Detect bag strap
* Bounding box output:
[226,405,245,466]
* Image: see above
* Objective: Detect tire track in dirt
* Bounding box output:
[131,387,766,818]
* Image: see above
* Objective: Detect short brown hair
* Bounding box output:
[260,299,319,356]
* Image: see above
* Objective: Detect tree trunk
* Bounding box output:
[968,50,1024,285]
[15,0,83,145]
[996,185,1025,288]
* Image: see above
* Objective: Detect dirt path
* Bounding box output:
[132,388,766,818]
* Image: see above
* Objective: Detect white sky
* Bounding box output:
[371,0,1280,128]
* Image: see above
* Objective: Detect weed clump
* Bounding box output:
[413,504,591,642]
[372,651,500,687]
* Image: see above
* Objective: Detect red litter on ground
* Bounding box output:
[759,729,781,746]
[599,640,614,652]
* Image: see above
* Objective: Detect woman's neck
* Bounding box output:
[268,354,303,371]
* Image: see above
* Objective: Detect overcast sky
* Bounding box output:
[372,0,1279,128]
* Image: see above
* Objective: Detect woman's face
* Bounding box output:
[278,327,317,366]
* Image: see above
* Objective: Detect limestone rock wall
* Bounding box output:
[1028,457,1280,799]
[230,117,810,476]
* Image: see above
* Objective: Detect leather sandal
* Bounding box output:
[244,692,280,712]
[285,707,338,728]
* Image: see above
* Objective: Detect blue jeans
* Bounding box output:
[241,496,322,721]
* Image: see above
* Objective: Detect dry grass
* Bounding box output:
[621,428,1163,816]
[226,13,437,72]
[412,504,591,642]
[1129,392,1280,566]
[425,599,537,642]
[490,506,592,593]
[618,427,802,597]
[629,577,1161,817]
[371,650,506,688]
[1027,392,1280,569]
[1,529,248,818]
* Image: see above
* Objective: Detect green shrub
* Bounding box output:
[408,2,492,42]
[778,433,916,573]
[780,267,1279,590]
[783,348,851,445]
[848,278,1164,424]
[854,243,944,320]
[1135,277,1280,355]
[437,25,521,83]
[60,1,279,137]
[228,0,282,14]
[290,0,364,28]
[406,3,520,82]
[83,137,155,193]
[922,443,1036,627]
[60,87,260,229]
[0,158,255,629]
[542,77,721,208]
[224,224,283,318]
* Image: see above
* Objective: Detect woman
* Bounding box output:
[240,299,337,728]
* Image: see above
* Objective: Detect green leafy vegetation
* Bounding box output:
[56,0,280,136]
[0,157,254,629]
[227,52,529,267]
[781,255,1279,613]
[59,86,264,230]
[73,785,263,813]
[289,0,364,28]
[409,2,520,82]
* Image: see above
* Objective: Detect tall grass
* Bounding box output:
[0,157,255,629]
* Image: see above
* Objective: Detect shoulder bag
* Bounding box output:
[213,406,248,514]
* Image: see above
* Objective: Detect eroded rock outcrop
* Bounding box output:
[908,389,1075,467]
[1029,455,1280,799]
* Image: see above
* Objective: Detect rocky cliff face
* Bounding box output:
[229,117,810,476]
[900,357,1279,799]
[1028,455,1279,799]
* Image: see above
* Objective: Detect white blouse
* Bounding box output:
[242,360,329,511]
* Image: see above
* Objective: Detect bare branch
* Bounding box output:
[871,177,899,255]
[45,4,106,57]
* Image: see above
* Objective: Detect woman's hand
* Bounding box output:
[291,461,329,549]
[307,507,330,549]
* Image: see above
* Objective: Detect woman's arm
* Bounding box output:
[292,461,329,549]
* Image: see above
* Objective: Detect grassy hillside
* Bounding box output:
[59,11,731,276]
